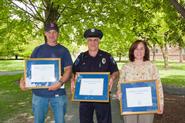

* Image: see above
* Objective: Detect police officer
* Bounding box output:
[71,28,119,123]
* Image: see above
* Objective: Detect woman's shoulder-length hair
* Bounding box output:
[129,40,150,62]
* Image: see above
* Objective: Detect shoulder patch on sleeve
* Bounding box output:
[74,52,85,66]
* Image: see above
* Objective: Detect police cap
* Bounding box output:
[84,28,103,39]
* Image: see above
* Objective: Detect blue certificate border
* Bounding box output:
[25,58,61,88]
[120,80,159,115]
[73,72,109,102]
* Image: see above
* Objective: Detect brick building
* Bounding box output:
[150,46,185,61]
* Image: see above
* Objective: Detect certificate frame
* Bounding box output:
[24,58,61,89]
[72,72,110,102]
[120,80,160,115]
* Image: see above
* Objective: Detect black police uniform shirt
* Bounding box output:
[73,50,118,74]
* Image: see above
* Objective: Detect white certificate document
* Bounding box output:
[79,78,104,96]
[126,87,153,107]
[31,64,56,82]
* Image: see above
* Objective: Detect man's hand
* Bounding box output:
[20,77,27,91]
[48,82,62,91]
[48,66,72,91]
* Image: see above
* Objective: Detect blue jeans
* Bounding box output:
[32,94,67,123]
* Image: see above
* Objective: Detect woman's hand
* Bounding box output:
[116,90,121,100]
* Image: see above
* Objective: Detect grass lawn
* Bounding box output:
[155,62,185,87]
[0,73,72,122]
[0,74,32,122]
[0,60,24,71]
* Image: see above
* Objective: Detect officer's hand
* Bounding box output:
[20,77,27,91]
[71,78,76,93]
[71,74,78,93]
[109,78,114,91]
[48,82,62,91]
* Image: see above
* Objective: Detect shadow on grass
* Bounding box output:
[0,74,32,122]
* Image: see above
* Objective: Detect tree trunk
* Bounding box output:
[160,44,169,69]
[15,55,18,60]
[179,46,183,63]
[43,1,60,42]
[118,53,121,62]
[44,1,60,24]
[152,44,156,62]
[170,0,185,18]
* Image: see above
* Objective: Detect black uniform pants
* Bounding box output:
[79,102,112,123]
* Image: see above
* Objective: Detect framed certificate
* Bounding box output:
[72,72,110,102]
[120,80,160,115]
[24,58,61,89]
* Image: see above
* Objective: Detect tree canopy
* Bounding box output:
[0,0,185,66]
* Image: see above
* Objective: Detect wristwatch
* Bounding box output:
[58,80,64,85]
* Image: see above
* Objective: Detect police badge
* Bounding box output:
[102,58,106,64]
[91,29,95,32]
